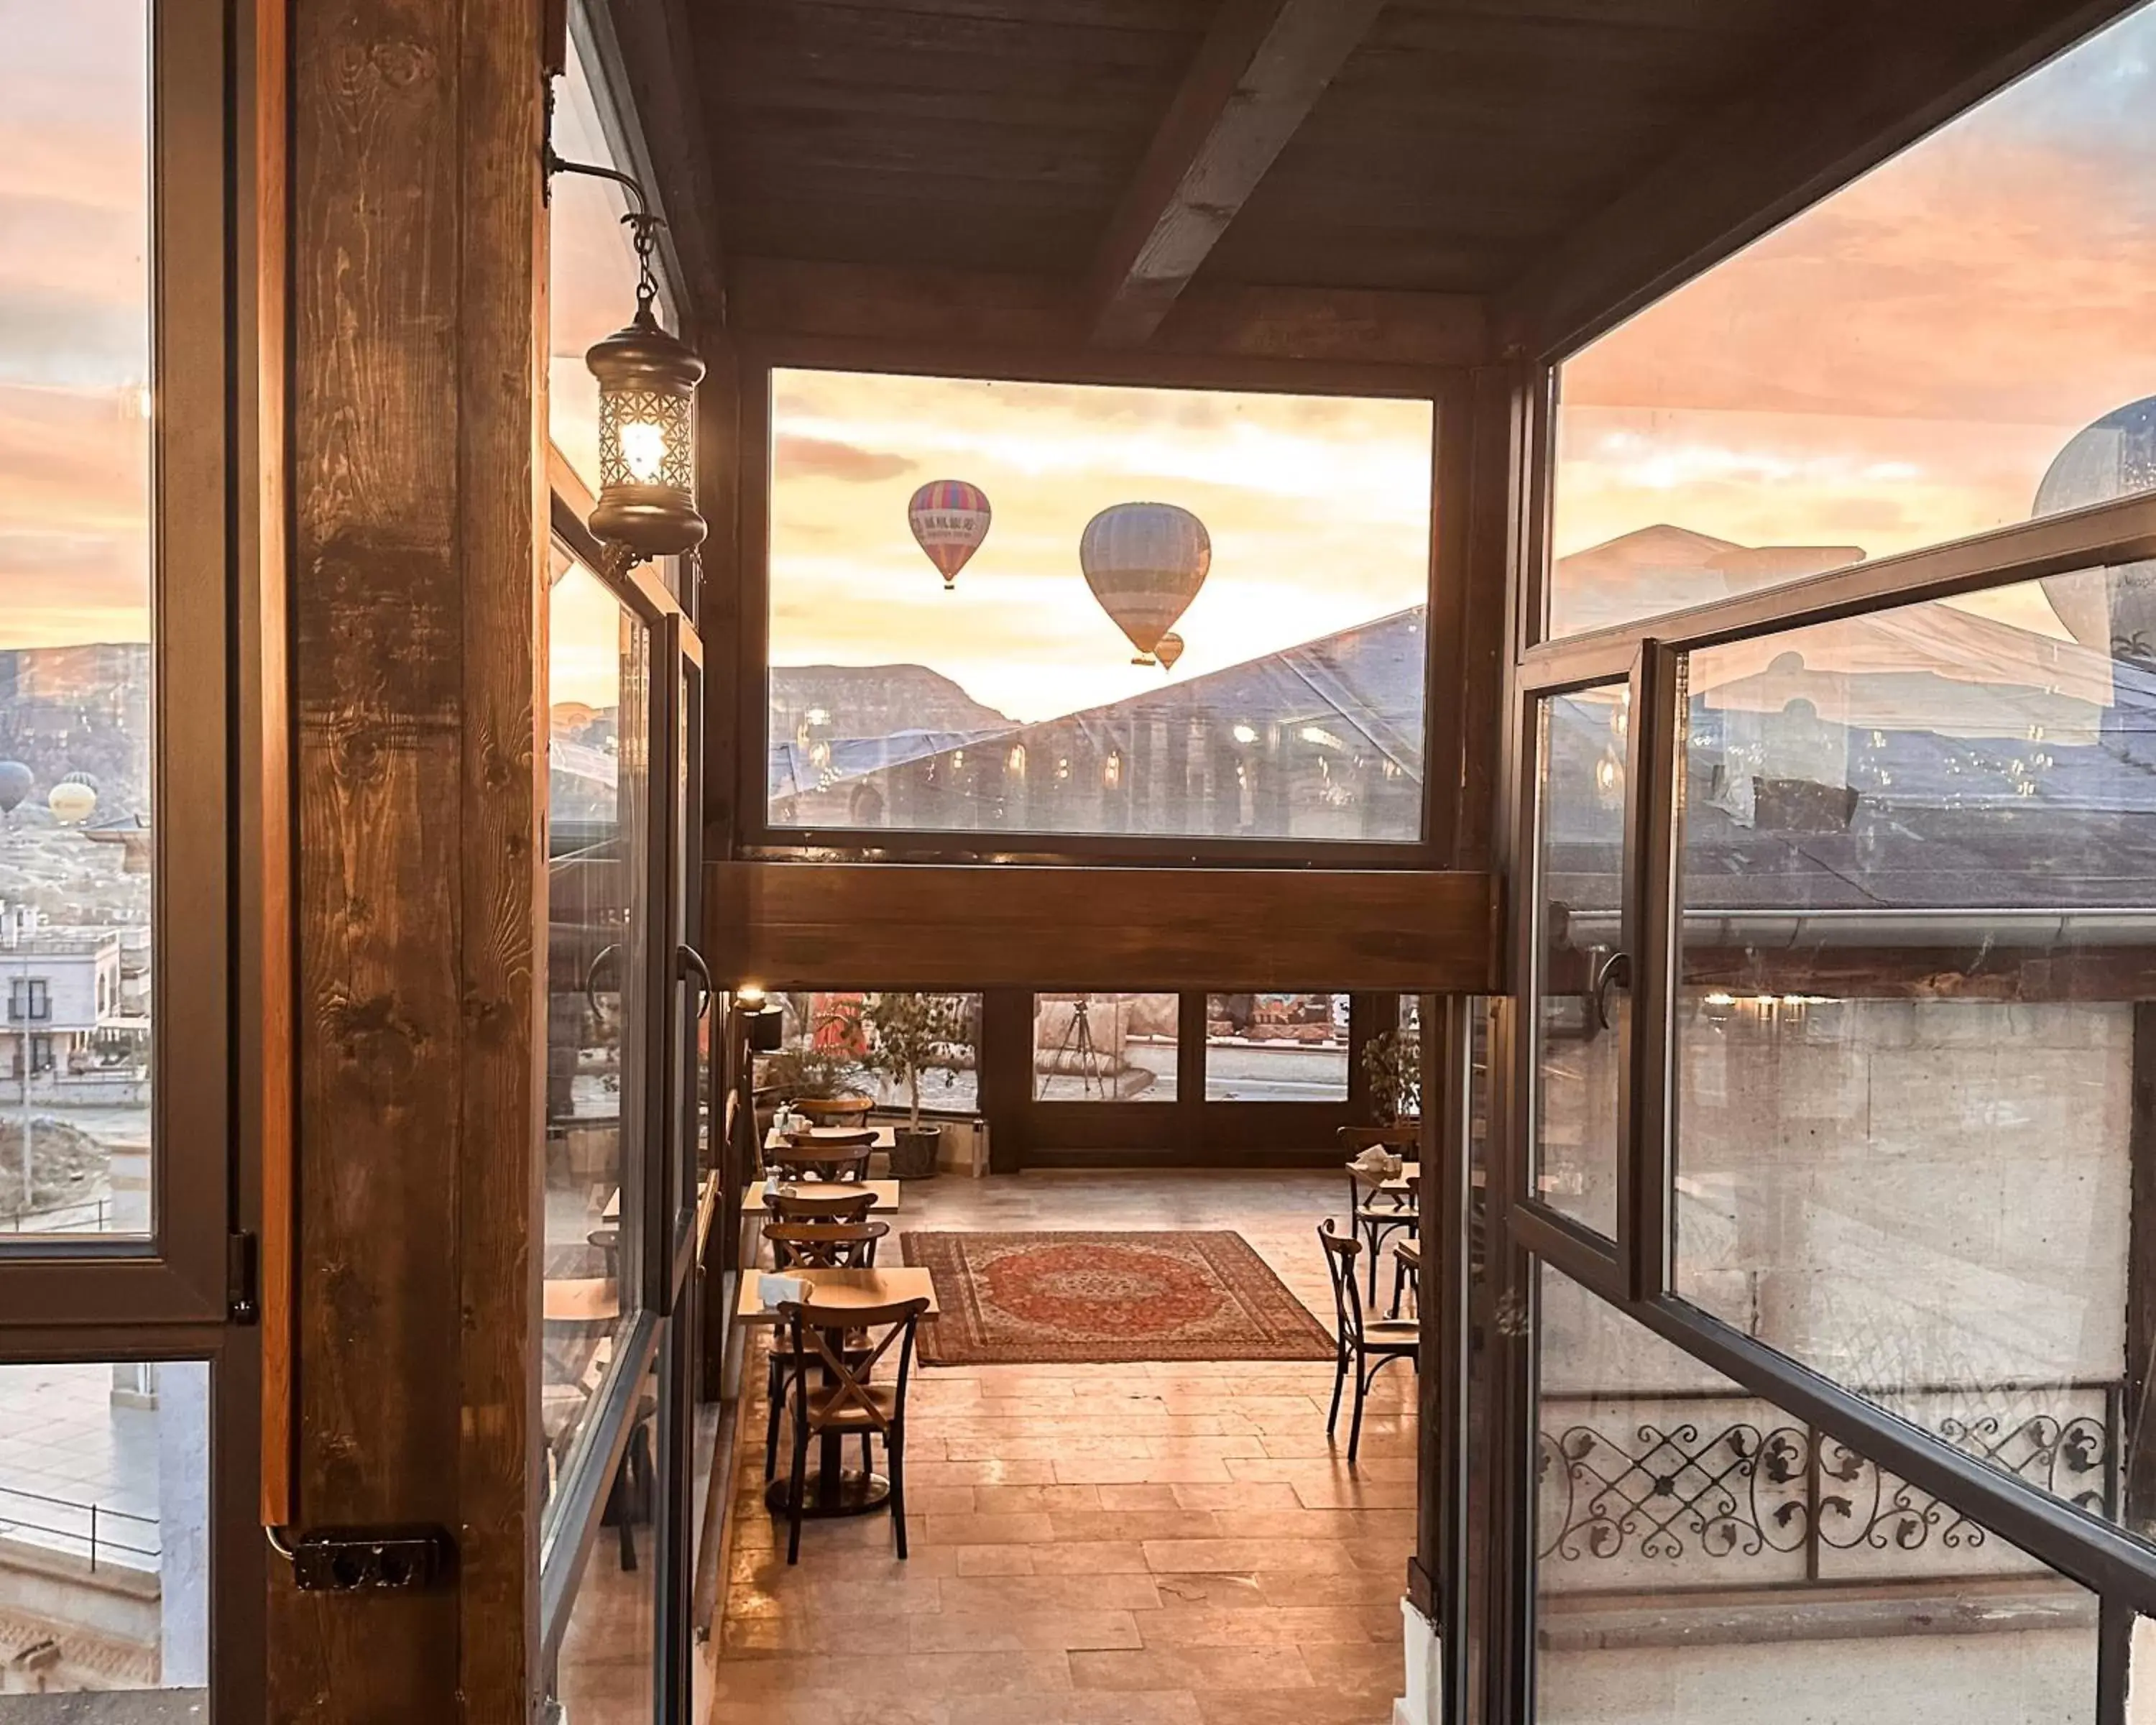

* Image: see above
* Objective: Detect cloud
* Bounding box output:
[775,434,917,485]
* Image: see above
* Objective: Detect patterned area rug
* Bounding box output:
[900,1229,1335,1365]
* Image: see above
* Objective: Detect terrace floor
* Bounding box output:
[704,1167,1418,1725]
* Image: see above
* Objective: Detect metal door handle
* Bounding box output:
[678,943,713,1019]
[1590,950,1631,1032]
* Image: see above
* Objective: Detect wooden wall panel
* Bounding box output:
[277,0,545,1716]
[709,862,1500,993]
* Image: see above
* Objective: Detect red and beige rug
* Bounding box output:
[900,1229,1336,1366]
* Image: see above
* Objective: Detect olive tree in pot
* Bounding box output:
[1360,1025,1422,1124]
[860,991,971,1179]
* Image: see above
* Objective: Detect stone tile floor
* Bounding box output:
[0,1360,163,1567]
[704,1169,1416,1725]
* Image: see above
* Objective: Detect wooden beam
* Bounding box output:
[729,257,1491,372]
[709,862,1501,993]
[1503,0,2143,360]
[1082,0,1387,347]
[590,0,725,325]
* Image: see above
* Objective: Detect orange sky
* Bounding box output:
[10,3,2156,717]
[1552,1,2156,635]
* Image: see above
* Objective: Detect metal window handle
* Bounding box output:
[678,942,713,1019]
[1591,950,1632,1032]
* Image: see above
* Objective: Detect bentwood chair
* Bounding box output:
[777,1294,929,1563]
[758,1220,888,1478]
[1338,1124,1421,1310]
[763,1218,888,1271]
[769,1135,875,1183]
[763,1186,877,1226]
[1317,1218,1419,1465]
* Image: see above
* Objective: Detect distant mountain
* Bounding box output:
[1549,526,1863,637]
[770,664,1012,746]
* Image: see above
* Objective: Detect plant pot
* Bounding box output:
[795,1095,873,1124]
[890,1124,943,1179]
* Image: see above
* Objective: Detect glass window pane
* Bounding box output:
[1534,685,1628,1235]
[0,1361,208,1701]
[1674,564,2156,1537]
[1204,993,1348,1100]
[1536,1264,2098,1724]
[0,2,153,1241]
[760,992,981,1116]
[543,552,651,1521]
[766,369,1432,843]
[1547,4,2156,640]
[546,1335,664,1720]
[549,23,675,493]
[1033,993,1176,1102]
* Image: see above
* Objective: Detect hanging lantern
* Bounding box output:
[587,300,705,558]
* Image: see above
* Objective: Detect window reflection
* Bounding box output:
[1670,565,2156,1540]
[1536,1265,2099,1724]
[543,551,650,1519]
[1549,4,2156,638]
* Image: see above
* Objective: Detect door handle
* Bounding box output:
[1590,950,1631,1033]
[678,943,714,1019]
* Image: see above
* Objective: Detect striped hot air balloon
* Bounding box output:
[1155,631,1185,671]
[908,479,992,589]
[1079,502,1210,659]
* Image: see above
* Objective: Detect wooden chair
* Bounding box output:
[1317,1218,1418,1465]
[1338,1123,1420,1310]
[777,1294,929,1563]
[763,1218,888,1271]
[763,1186,876,1226]
[757,1220,888,1477]
[770,1135,875,1182]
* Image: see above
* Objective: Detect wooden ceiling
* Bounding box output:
[650,0,2137,362]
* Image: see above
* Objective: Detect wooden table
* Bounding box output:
[739,1266,939,1520]
[602,1172,715,1225]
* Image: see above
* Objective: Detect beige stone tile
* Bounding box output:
[1069,1646,1315,1692]
[906,1609,1146,1653]
[1143,1538,1365,1574]
[936,1573,1166,1613]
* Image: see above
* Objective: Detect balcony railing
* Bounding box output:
[0,1482,160,1573]
[1538,1381,2118,1591]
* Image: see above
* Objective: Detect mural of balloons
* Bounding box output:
[47,781,96,826]
[0,762,30,817]
[1155,632,1185,672]
[1079,502,1210,660]
[908,479,992,589]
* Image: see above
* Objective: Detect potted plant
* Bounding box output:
[1360,1025,1422,1124]
[859,991,971,1179]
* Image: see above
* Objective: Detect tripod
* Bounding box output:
[1041,995,1105,1100]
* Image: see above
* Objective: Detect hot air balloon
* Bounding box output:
[0,763,30,817]
[1155,632,1185,672]
[908,479,992,589]
[47,782,96,827]
[1079,502,1210,660]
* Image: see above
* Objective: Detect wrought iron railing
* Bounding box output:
[1538,1381,2118,1587]
[0,1482,160,1573]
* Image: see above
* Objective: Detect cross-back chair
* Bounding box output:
[1317,1217,1419,1465]
[769,1136,875,1182]
[763,1186,877,1226]
[776,1294,929,1563]
[1338,1123,1420,1311]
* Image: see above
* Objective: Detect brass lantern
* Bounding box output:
[578,196,706,559]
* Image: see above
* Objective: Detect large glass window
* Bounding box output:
[762,990,981,1116]
[1533,684,1628,1236]
[1547,4,2156,640]
[1033,993,1177,1102]
[0,1360,208,1699]
[543,549,651,1519]
[0,1,153,1240]
[765,369,1433,842]
[1536,1264,2099,1724]
[1204,992,1348,1100]
[1672,564,2156,1536]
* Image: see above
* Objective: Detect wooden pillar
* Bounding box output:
[275,1,547,1717]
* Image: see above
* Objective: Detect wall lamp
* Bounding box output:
[734,985,785,1052]
[544,138,706,569]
